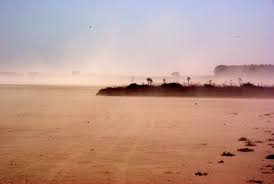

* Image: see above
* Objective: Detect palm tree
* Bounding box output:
[146,78,153,86]
[187,76,191,86]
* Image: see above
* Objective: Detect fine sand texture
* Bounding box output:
[0,85,273,184]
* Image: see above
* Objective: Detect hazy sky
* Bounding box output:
[0,0,274,75]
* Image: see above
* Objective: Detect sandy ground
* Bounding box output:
[0,85,273,184]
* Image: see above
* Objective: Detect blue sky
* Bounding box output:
[0,0,273,75]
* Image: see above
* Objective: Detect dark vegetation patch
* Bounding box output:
[237,148,254,152]
[195,171,208,176]
[238,137,248,141]
[221,151,235,157]
[245,141,256,147]
[247,180,263,183]
[265,154,274,159]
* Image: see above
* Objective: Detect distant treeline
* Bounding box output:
[97,82,274,98]
[214,65,274,77]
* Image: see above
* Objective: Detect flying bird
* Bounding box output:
[89,25,96,32]
[232,35,241,39]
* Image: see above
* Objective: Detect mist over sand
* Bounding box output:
[0,86,273,184]
[1,72,274,86]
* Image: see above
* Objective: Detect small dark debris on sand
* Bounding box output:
[104,171,111,175]
[232,112,238,115]
[245,140,256,147]
[218,160,224,163]
[262,171,271,174]
[265,154,274,159]
[265,165,274,171]
[238,137,248,141]
[267,138,274,141]
[200,143,208,146]
[254,140,263,144]
[247,180,263,183]
[195,171,208,176]
[194,103,198,105]
[237,148,254,152]
[221,151,235,157]
[264,113,271,116]
[164,171,173,174]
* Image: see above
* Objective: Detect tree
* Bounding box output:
[187,76,191,86]
[238,77,242,86]
[146,78,153,86]
[171,72,181,82]
[163,78,166,84]
[171,72,180,78]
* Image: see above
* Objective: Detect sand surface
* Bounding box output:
[0,85,273,184]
